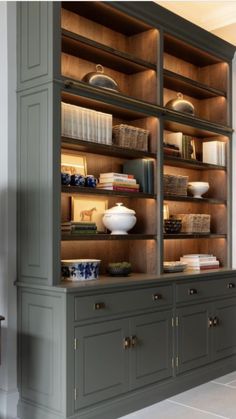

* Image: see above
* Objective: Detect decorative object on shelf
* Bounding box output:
[85,175,98,188]
[123,159,154,194]
[61,102,112,144]
[176,214,211,233]
[70,174,86,187]
[61,259,101,281]
[165,92,195,115]
[180,254,220,271]
[163,261,187,273]
[112,124,149,151]
[61,172,71,185]
[164,218,182,234]
[163,203,169,220]
[202,140,226,166]
[163,174,188,196]
[82,64,120,92]
[107,262,132,277]
[61,153,87,176]
[97,172,139,192]
[102,203,137,235]
[187,181,209,199]
[72,196,108,233]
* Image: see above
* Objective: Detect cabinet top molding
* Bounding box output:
[108,1,236,61]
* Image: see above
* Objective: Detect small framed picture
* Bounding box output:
[71,196,108,233]
[61,153,87,176]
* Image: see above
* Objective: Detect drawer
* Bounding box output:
[176,277,236,304]
[74,285,173,321]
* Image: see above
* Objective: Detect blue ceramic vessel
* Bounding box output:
[70,174,86,186]
[61,172,71,185]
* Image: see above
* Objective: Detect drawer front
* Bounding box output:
[74,285,173,321]
[176,277,236,304]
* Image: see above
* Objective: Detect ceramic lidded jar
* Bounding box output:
[102,203,137,235]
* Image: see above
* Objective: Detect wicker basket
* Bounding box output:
[112,124,149,151]
[176,214,211,233]
[164,174,188,196]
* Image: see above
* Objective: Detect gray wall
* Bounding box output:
[0,2,18,418]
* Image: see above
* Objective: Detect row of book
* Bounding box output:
[180,254,220,270]
[202,141,226,166]
[165,132,196,160]
[61,102,112,145]
[61,221,97,235]
[97,172,140,192]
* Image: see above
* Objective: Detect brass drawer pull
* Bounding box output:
[188,288,197,296]
[123,337,131,349]
[208,317,213,328]
[227,283,235,289]
[131,335,138,348]
[94,302,106,310]
[152,293,162,301]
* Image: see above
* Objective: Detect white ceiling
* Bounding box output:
[156,1,236,44]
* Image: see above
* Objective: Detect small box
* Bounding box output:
[163,174,188,196]
[176,214,211,233]
[112,124,149,151]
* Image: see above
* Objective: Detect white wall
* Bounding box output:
[0,2,18,418]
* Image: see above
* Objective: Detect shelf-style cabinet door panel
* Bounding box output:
[212,297,236,361]
[176,304,211,374]
[74,320,129,410]
[129,311,173,389]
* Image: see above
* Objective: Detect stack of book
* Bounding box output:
[97,172,139,192]
[163,142,181,157]
[180,254,220,270]
[202,141,226,166]
[61,222,97,234]
[165,132,196,160]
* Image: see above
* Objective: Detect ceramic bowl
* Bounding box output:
[164,219,182,234]
[102,203,136,235]
[61,259,101,281]
[187,182,209,199]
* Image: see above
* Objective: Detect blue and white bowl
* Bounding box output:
[61,259,101,281]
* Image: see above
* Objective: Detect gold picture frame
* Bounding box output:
[61,153,87,176]
[71,196,108,233]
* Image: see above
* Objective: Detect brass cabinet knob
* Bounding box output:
[227,283,235,289]
[123,337,131,349]
[152,293,162,301]
[208,317,213,328]
[94,302,106,310]
[131,335,138,348]
[213,316,219,327]
[188,288,197,296]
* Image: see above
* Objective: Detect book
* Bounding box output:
[100,172,134,179]
[123,159,148,193]
[98,177,137,184]
[202,141,226,166]
[165,132,193,159]
[98,186,140,192]
[97,182,139,189]
[147,159,154,194]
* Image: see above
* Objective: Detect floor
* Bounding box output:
[119,371,236,419]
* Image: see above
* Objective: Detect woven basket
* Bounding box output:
[112,124,149,151]
[176,214,211,233]
[164,174,188,196]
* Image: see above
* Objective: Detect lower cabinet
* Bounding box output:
[176,297,236,375]
[74,310,173,410]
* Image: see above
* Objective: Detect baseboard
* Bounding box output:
[17,356,236,419]
[0,388,19,419]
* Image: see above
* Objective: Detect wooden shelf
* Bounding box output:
[164,155,226,171]
[62,30,156,75]
[164,233,227,239]
[164,195,226,204]
[164,69,226,99]
[61,185,156,199]
[61,137,156,159]
[61,233,156,241]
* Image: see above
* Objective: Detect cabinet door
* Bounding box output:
[74,320,129,410]
[212,297,236,361]
[129,310,173,389]
[176,303,211,374]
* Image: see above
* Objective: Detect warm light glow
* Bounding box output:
[163,202,169,220]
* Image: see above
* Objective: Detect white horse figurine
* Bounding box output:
[80,207,97,222]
